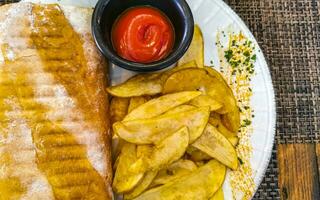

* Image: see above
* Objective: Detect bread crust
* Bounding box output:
[0,2,112,199]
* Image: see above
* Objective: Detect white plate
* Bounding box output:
[26,0,276,199]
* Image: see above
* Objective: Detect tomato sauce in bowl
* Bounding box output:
[111,6,175,63]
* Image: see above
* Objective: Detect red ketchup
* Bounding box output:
[111,6,175,63]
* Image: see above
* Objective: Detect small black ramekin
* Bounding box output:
[92,0,194,72]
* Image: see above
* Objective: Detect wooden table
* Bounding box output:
[278,144,320,199]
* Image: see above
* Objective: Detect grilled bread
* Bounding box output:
[0,2,112,199]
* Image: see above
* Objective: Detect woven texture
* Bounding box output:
[2,0,319,199]
[225,0,320,144]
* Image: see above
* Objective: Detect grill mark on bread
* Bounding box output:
[0,3,111,199]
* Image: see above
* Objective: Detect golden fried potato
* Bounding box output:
[186,146,211,162]
[189,95,223,111]
[107,73,162,97]
[110,97,129,161]
[227,136,239,147]
[113,143,144,193]
[107,61,198,98]
[124,170,158,199]
[210,188,224,200]
[221,108,241,133]
[113,107,210,144]
[110,97,129,124]
[162,68,236,114]
[192,124,238,170]
[164,105,196,115]
[168,159,198,171]
[217,120,237,138]
[158,60,198,84]
[208,113,221,127]
[178,25,204,68]
[177,60,198,69]
[130,127,189,173]
[124,91,201,121]
[112,136,126,162]
[208,113,238,146]
[151,159,197,187]
[204,67,238,114]
[128,96,151,113]
[133,160,226,200]
[204,66,228,85]
[136,145,153,159]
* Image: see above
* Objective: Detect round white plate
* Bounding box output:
[27,0,276,199]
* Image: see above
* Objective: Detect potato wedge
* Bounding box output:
[216,120,237,138]
[113,143,144,193]
[147,127,189,170]
[210,188,224,200]
[107,73,162,97]
[205,66,238,114]
[110,97,129,124]
[114,96,151,161]
[157,60,198,84]
[186,146,211,162]
[208,113,238,146]
[128,96,151,113]
[124,170,158,200]
[136,145,153,159]
[192,124,238,170]
[112,135,126,162]
[164,105,196,115]
[176,60,198,69]
[214,125,238,146]
[221,108,241,133]
[204,66,228,86]
[110,97,129,160]
[124,91,201,121]
[113,107,210,144]
[177,25,204,68]
[107,60,198,98]
[130,127,189,173]
[151,159,197,187]
[189,95,223,111]
[168,159,198,171]
[227,136,239,147]
[208,113,221,127]
[133,160,226,200]
[162,68,236,114]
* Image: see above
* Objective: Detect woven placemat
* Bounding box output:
[225,0,320,145]
[2,0,319,199]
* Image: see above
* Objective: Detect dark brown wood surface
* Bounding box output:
[278,144,320,200]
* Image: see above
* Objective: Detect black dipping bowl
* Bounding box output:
[92,0,194,72]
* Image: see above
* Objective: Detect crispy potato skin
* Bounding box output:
[124,91,201,121]
[192,124,238,170]
[113,107,210,144]
[162,68,237,114]
[133,160,226,200]
[110,97,129,125]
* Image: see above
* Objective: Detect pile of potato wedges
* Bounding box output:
[107,25,240,200]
